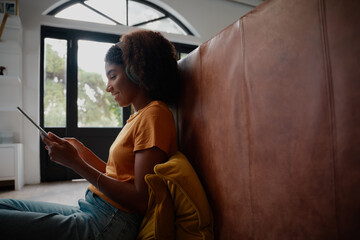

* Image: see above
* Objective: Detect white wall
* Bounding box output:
[18,0,255,184]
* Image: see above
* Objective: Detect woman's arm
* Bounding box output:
[96,147,166,214]
[42,132,166,215]
[65,138,106,173]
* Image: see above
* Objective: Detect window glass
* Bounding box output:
[77,40,123,127]
[49,0,191,35]
[141,17,187,35]
[55,3,116,25]
[85,0,126,24]
[128,1,165,26]
[44,38,67,127]
[180,52,188,60]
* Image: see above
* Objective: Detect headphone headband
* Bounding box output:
[115,42,140,86]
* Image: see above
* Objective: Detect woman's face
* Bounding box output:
[105,62,139,107]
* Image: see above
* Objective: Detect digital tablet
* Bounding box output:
[17,106,50,139]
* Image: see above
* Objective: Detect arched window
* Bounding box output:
[44,0,196,36]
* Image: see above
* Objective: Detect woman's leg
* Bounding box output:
[0,208,95,240]
[0,189,143,240]
[0,198,81,215]
[0,192,98,240]
[81,190,143,240]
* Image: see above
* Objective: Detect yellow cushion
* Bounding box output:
[137,174,175,240]
[154,152,214,240]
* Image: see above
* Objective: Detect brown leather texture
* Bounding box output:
[177,0,360,239]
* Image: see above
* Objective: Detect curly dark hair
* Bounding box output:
[105,45,124,66]
[105,29,179,106]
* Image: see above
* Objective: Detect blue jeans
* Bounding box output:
[0,189,142,240]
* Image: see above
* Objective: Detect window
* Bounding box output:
[44,0,196,36]
[77,40,122,127]
[43,38,67,127]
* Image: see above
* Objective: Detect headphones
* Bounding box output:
[115,42,140,86]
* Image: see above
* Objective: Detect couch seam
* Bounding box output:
[318,0,339,238]
[240,16,255,239]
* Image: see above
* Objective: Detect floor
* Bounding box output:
[0,180,89,206]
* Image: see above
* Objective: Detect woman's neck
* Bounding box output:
[132,90,152,112]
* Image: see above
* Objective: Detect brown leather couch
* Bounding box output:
[176,0,360,239]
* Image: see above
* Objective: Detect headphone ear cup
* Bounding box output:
[125,66,140,86]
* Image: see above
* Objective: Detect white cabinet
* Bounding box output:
[0,144,23,190]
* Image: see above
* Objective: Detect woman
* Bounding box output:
[0,29,179,240]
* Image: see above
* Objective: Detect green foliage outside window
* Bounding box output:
[78,69,122,127]
[44,43,66,127]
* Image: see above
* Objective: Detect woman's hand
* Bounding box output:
[64,138,86,156]
[41,132,82,169]
[65,137,107,173]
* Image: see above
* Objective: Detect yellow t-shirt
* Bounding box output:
[88,101,178,211]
